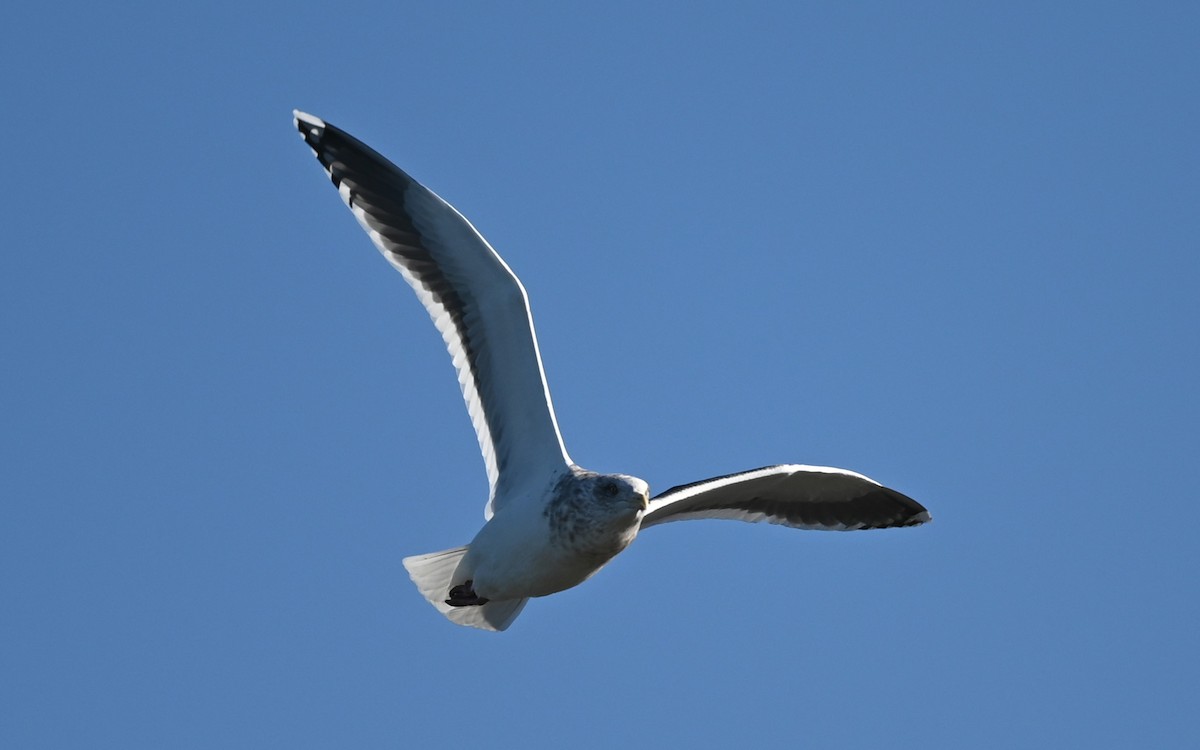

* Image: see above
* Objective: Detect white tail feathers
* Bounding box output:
[403,545,469,603]
[402,545,529,632]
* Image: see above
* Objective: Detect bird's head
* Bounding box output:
[587,473,650,520]
[545,470,650,559]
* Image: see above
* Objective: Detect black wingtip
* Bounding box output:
[293,109,323,130]
[881,487,932,528]
[293,110,326,150]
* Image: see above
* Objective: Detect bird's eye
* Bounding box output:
[602,482,619,497]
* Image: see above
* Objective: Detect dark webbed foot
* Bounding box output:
[445,580,490,607]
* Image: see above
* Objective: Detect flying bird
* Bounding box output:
[293,111,931,631]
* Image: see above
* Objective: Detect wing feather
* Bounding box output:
[293,111,571,517]
[641,464,930,531]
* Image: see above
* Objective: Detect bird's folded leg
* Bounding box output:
[445,581,490,607]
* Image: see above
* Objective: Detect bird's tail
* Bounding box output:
[402,545,528,632]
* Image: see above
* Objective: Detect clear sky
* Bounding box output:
[3,2,1197,748]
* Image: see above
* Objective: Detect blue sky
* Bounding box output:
[3,2,1197,747]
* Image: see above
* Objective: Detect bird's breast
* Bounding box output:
[467,502,639,600]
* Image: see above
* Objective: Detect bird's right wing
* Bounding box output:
[293,111,572,518]
[641,464,930,531]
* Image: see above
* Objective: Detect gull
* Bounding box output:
[293,111,931,631]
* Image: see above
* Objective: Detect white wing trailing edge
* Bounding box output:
[642,464,930,531]
[293,111,572,518]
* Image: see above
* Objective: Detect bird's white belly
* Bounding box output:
[465,505,637,600]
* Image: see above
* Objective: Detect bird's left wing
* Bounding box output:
[641,464,930,531]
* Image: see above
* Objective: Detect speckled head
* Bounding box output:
[544,469,650,561]
[587,472,650,515]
